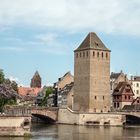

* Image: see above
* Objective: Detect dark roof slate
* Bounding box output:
[110,72,122,79]
[75,32,110,52]
[112,82,134,96]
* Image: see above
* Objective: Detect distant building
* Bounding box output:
[53,72,74,107]
[132,96,140,105]
[30,71,42,88]
[73,32,111,112]
[57,82,74,108]
[54,72,74,90]
[130,76,140,99]
[110,71,129,92]
[35,86,48,106]
[110,71,129,107]
[122,96,140,112]
[112,82,134,111]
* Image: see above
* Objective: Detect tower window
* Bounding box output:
[76,53,78,58]
[95,96,97,100]
[93,51,95,57]
[106,53,108,58]
[80,52,81,57]
[86,51,88,57]
[102,52,104,58]
[97,52,99,57]
[83,52,85,57]
[103,96,104,100]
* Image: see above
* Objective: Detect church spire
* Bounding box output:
[30,71,41,88]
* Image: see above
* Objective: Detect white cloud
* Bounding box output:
[8,76,25,86]
[36,33,58,45]
[0,0,140,35]
[9,76,19,82]
[0,46,25,52]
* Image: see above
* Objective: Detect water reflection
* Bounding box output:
[0,124,140,140]
[31,124,140,140]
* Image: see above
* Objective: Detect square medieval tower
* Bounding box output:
[73,32,111,113]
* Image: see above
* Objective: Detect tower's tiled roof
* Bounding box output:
[75,32,110,52]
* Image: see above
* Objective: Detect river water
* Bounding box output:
[0,124,140,140]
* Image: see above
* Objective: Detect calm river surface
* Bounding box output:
[0,124,140,140]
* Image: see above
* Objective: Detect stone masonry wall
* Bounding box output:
[0,116,31,136]
[58,108,125,126]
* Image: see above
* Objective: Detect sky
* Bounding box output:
[0,0,140,86]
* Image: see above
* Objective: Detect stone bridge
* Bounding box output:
[31,107,58,123]
[123,112,140,118]
[4,106,59,123]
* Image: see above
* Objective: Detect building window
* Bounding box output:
[128,96,130,100]
[103,96,104,100]
[137,100,140,103]
[114,102,116,108]
[137,90,139,94]
[97,52,99,57]
[137,83,139,87]
[117,102,119,108]
[125,95,127,100]
[83,52,85,57]
[95,96,97,100]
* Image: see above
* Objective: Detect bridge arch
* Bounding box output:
[32,114,56,123]
[31,108,58,123]
[125,114,140,125]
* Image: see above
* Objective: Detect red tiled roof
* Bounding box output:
[18,87,41,96]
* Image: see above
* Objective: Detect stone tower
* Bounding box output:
[30,71,41,88]
[73,32,111,113]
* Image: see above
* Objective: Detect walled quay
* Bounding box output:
[0,115,31,136]
[0,105,140,136]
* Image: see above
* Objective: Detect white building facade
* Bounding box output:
[131,76,140,99]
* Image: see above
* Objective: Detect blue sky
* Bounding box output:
[0,0,140,86]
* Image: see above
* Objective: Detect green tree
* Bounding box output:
[0,69,5,84]
[41,87,54,106]
[0,98,16,112]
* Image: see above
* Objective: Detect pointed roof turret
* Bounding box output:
[30,71,42,88]
[75,32,110,52]
[34,71,40,76]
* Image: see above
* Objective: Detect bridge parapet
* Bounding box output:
[31,108,58,121]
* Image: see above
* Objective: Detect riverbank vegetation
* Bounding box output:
[0,69,19,112]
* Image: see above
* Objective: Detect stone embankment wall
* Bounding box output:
[58,108,125,126]
[0,116,31,136]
